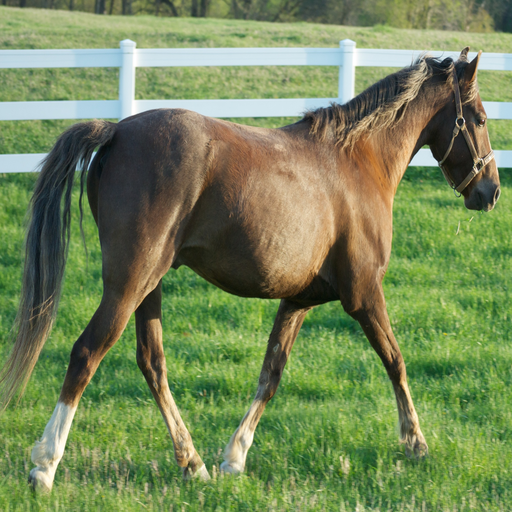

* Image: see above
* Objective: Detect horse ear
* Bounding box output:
[459,47,470,61]
[465,50,482,84]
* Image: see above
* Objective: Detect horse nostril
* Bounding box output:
[494,186,501,204]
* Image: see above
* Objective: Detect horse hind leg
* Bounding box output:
[135,281,209,481]
[221,299,310,474]
[28,287,136,492]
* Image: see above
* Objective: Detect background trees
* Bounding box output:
[2,0,511,33]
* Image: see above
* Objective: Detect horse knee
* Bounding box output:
[383,355,407,384]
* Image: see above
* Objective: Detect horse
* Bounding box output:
[0,47,500,492]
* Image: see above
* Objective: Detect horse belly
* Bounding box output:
[176,215,333,300]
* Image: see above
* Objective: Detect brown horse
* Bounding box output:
[0,48,500,491]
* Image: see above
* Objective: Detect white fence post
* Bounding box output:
[339,39,356,104]
[119,39,136,120]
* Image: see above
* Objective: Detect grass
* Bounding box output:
[1,8,512,511]
[2,171,511,512]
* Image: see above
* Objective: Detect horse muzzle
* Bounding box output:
[465,180,501,212]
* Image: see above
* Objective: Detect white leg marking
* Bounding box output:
[29,402,77,492]
[221,399,262,475]
[193,464,211,481]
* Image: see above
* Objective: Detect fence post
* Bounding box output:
[119,39,136,120]
[339,39,356,104]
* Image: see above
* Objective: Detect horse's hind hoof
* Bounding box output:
[220,460,244,475]
[183,463,211,481]
[28,467,53,493]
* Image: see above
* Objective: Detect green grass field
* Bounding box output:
[1,8,512,511]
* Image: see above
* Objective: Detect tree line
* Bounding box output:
[2,0,511,33]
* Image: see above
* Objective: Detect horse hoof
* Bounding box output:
[28,468,53,493]
[183,463,211,481]
[220,460,244,475]
[404,433,429,459]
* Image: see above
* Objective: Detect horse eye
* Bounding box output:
[478,118,486,127]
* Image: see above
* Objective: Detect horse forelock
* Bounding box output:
[304,54,479,151]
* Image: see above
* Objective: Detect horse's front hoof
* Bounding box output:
[220,460,244,475]
[183,463,211,481]
[28,467,53,493]
[403,432,429,459]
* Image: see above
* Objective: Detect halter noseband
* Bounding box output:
[437,67,495,196]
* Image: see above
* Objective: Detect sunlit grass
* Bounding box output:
[0,170,511,512]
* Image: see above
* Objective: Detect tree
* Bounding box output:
[157,0,178,16]
[95,0,106,13]
[191,0,211,16]
[122,0,132,14]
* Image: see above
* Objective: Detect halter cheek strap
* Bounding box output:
[437,67,495,195]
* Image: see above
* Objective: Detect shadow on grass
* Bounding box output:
[407,357,463,379]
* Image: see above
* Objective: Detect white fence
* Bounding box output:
[1,39,512,173]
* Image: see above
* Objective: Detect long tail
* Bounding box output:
[0,120,116,411]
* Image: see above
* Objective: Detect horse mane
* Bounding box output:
[304,54,479,150]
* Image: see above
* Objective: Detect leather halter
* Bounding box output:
[437,67,495,195]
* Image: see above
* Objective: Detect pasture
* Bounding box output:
[1,8,512,511]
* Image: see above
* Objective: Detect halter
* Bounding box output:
[437,67,495,196]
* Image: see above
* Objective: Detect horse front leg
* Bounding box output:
[345,283,428,458]
[135,281,209,481]
[221,299,310,474]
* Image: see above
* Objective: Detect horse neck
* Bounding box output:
[356,78,452,194]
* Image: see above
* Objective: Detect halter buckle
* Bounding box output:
[474,158,484,172]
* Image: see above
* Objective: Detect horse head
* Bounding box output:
[430,48,500,211]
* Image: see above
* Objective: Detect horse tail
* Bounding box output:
[0,120,117,411]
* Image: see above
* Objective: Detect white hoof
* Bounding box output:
[220,460,244,475]
[194,464,211,481]
[28,467,54,493]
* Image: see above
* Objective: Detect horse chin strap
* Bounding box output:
[437,67,495,196]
